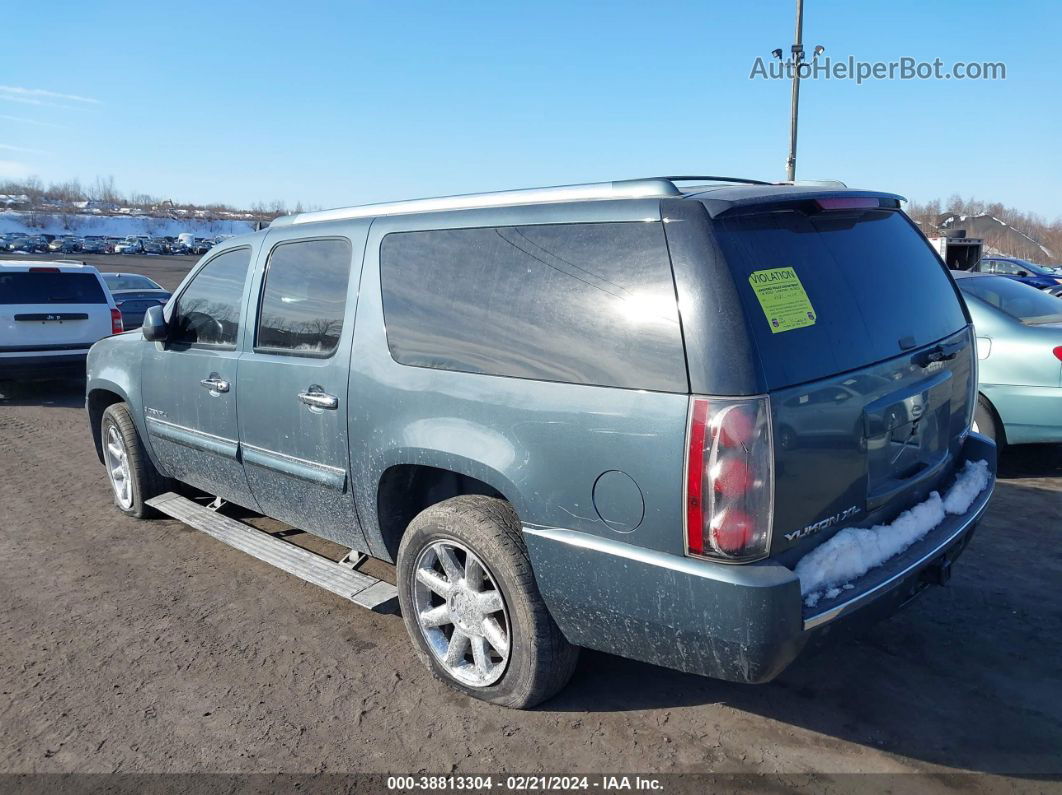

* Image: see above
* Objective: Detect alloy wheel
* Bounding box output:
[103,424,134,510]
[412,540,511,687]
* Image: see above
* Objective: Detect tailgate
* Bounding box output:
[769,327,975,559]
[0,270,112,349]
[708,202,976,560]
[1,304,111,348]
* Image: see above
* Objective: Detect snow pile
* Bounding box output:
[797,459,991,607]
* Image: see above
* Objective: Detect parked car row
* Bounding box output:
[1,232,225,256]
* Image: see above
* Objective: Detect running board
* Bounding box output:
[146,492,397,611]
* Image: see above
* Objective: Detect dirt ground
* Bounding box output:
[1,255,1060,786]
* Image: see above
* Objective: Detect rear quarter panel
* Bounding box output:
[347,202,691,562]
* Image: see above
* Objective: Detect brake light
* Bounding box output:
[110,308,124,335]
[28,266,60,273]
[685,396,774,561]
[1054,346,1062,362]
[815,197,880,211]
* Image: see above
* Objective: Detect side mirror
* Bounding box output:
[1017,271,1029,277]
[142,304,169,342]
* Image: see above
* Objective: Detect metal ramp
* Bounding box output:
[146,492,397,611]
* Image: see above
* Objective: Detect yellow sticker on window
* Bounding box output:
[748,267,817,334]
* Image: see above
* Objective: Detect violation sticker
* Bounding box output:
[748,267,817,334]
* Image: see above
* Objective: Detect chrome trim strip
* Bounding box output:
[241,442,347,491]
[522,525,796,588]
[802,482,994,630]
[145,417,238,459]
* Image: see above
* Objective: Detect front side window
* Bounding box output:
[255,238,352,355]
[170,247,251,347]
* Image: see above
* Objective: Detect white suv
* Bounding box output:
[0,261,122,381]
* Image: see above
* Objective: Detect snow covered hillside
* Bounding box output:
[0,210,255,239]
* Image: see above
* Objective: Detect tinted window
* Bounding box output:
[0,272,106,304]
[170,247,251,347]
[380,223,686,391]
[715,209,968,389]
[960,276,1062,324]
[256,238,352,355]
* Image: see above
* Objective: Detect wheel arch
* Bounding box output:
[976,390,1007,447]
[87,383,129,464]
[372,455,521,563]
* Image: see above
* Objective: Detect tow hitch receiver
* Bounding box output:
[923,555,952,586]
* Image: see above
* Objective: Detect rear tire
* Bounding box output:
[397,495,579,709]
[973,394,1004,448]
[101,403,170,518]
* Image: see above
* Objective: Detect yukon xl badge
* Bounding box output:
[785,505,860,542]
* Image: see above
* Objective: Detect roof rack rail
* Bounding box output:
[774,179,848,188]
[658,175,772,186]
[273,178,684,227]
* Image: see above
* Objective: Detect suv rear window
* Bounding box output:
[714,208,968,389]
[0,272,107,304]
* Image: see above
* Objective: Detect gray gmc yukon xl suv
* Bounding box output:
[86,177,996,708]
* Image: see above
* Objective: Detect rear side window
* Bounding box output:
[170,247,251,347]
[714,209,968,389]
[0,272,106,304]
[380,222,686,391]
[255,238,352,355]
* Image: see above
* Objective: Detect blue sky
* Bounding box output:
[3,0,1061,215]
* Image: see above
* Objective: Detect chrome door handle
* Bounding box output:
[200,377,230,393]
[297,387,338,410]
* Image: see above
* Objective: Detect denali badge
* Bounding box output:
[785,505,860,542]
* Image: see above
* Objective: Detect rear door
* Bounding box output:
[0,268,112,351]
[236,228,368,551]
[711,204,974,558]
[140,246,257,507]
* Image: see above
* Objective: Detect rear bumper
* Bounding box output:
[0,351,89,379]
[525,432,996,684]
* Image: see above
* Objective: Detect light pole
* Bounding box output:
[785,0,804,182]
[774,0,824,182]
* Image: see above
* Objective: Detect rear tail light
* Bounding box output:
[110,308,124,335]
[685,396,774,561]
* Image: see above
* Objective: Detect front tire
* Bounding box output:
[397,496,579,708]
[101,403,170,518]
